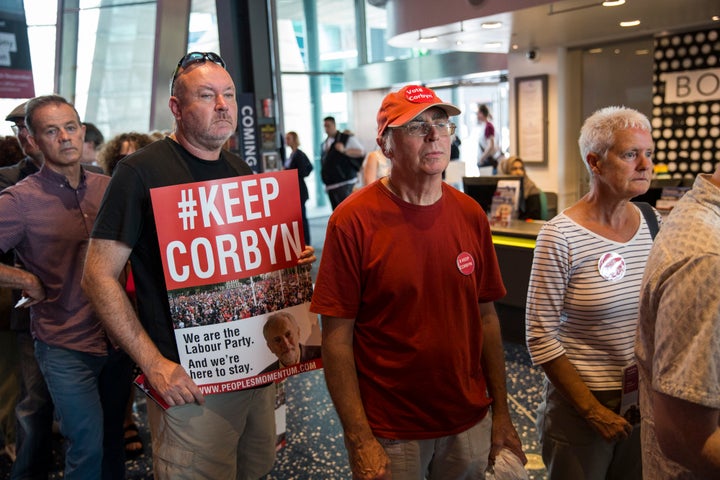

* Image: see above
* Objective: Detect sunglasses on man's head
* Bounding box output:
[170,51,226,95]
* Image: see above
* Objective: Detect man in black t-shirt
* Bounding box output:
[82,52,315,479]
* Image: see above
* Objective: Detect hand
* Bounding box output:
[584,404,633,442]
[348,438,391,480]
[19,273,45,307]
[490,412,527,466]
[334,143,346,153]
[145,357,205,407]
[298,245,316,265]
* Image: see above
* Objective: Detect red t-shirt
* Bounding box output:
[310,182,506,439]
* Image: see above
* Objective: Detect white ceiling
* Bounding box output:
[387,0,720,54]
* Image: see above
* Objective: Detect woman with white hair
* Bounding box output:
[526,106,660,479]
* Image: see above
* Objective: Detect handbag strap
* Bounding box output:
[633,201,659,240]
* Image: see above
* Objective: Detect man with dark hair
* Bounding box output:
[0,95,129,478]
[320,115,365,209]
[82,52,315,479]
[81,121,105,168]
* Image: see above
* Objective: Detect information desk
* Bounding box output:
[490,219,543,344]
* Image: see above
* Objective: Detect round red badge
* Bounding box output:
[597,252,626,281]
[456,252,475,276]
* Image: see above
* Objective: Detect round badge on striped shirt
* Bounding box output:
[597,251,626,281]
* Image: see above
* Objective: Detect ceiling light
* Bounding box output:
[589,48,603,54]
[620,19,641,27]
[511,44,519,50]
[713,15,720,21]
[456,40,464,46]
[635,49,650,55]
[485,42,502,48]
[602,0,625,6]
[481,21,503,29]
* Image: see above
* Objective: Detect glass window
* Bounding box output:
[0,0,57,136]
[75,2,157,135]
[276,0,309,73]
[364,1,413,63]
[188,0,220,53]
[277,0,358,73]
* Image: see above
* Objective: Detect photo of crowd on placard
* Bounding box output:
[168,264,314,329]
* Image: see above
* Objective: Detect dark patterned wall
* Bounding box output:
[652,28,720,180]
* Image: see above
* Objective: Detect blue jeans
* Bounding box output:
[11,331,54,480]
[35,341,132,480]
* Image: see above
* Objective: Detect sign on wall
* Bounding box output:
[0,2,35,98]
[652,28,720,179]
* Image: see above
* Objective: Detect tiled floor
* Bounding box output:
[0,215,549,479]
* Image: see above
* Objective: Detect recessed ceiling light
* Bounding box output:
[419,35,438,43]
[620,19,641,27]
[589,48,603,54]
[481,22,503,29]
[713,15,720,21]
[602,0,625,6]
[485,42,502,48]
[635,49,650,55]
[456,40,464,46]
[511,44,519,50]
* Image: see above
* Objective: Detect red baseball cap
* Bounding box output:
[377,85,461,137]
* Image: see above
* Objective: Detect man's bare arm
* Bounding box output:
[654,390,720,476]
[480,302,526,464]
[0,263,44,307]
[82,238,204,406]
[321,315,390,480]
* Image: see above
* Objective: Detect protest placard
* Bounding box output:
[145,170,321,398]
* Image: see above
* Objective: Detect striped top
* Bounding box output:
[526,206,658,390]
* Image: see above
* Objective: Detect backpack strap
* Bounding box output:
[634,201,659,240]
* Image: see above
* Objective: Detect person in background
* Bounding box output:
[82,51,315,479]
[320,116,365,209]
[0,95,129,479]
[311,84,525,479]
[1,102,44,188]
[284,131,313,245]
[476,104,502,172]
[0,133,24,462]
[526,106,658,479]
[1,101,56,479]
[501,156,544,220]
[359,148,391,188]
[81,122,105,168]
[635,164,720,479]
[0,136,24,167]
[98,132,153,175]
[450,135,461,161]
[97,130,154,460]
[148,130,167,142]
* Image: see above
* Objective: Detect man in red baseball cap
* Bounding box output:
[312,85,526,479]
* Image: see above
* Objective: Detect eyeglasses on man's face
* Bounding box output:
[393,121,456,137]
[11,123,28,136]
[170,51,226,94]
